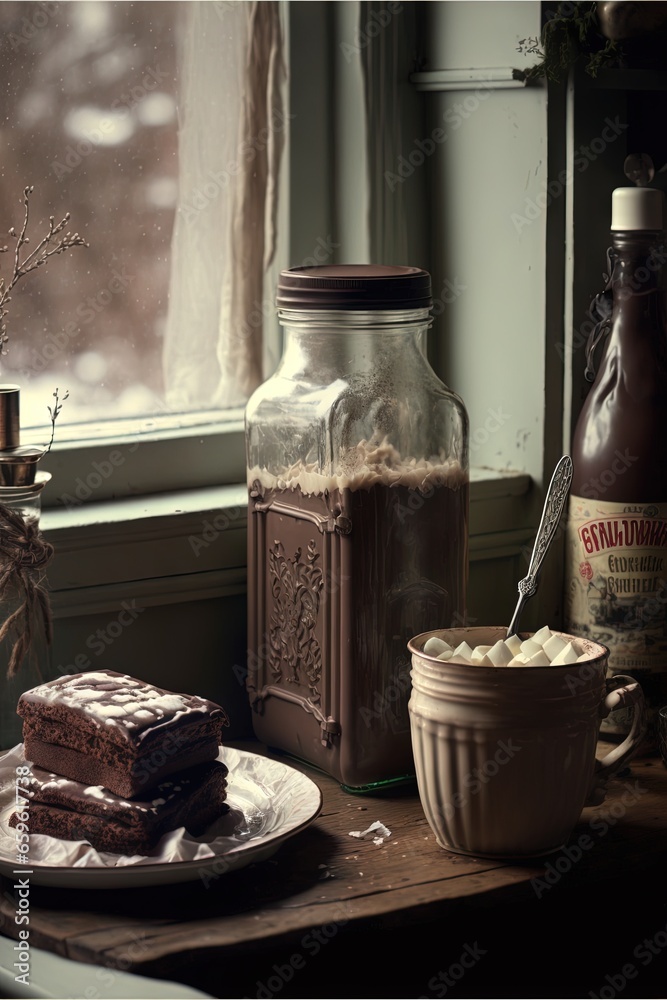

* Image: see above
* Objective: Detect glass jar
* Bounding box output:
[245,265,469,789]
[0,385,53,751]
[0,481,52,751]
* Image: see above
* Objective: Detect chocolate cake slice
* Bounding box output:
[10,759,229,855]
[18,670,228,798]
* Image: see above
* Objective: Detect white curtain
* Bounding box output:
[163,1,286,411]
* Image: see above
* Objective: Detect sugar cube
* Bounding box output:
[486,640,514,667]
[532,625,553,646]
[550,642,578,666]
[543,634,568,662]
[520,638,542,657]
[471,645,492,662]
[505,634,523,656]
[424,636,452,657]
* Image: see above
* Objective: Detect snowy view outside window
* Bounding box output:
[0,1,182,431]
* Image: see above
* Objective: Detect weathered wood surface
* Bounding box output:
[1,741,665,994]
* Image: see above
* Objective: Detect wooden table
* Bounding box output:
[1,741,666,999]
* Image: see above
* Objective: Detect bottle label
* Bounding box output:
[565,496,667,672]
[565,495,667,738]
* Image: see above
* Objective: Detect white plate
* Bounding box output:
[0,746,322,888]
[0,938,215,999]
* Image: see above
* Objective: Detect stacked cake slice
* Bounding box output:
[10,669,229,854]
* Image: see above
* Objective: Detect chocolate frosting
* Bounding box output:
[18,669,228,748]
[19,759,228,827]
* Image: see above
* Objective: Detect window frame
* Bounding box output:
[10,0,282,512]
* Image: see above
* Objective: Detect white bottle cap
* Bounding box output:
[611,187,664,231]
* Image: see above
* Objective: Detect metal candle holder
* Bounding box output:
[0,385,51,497]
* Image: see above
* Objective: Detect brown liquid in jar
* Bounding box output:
[247,467,468,788]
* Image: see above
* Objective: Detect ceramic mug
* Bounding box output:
[408,626,647,858]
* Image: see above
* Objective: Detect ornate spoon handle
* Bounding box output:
[507,455,574,638]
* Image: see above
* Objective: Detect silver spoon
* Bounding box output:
[507,455,574,638]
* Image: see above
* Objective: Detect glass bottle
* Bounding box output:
[245,265,469,789]
[564,187,667,743]
[0,385,52,751]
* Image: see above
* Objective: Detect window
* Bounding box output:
[1,1,181,424]
[2,0,555,704]
[1,3,550,607]
[0,1,285,506]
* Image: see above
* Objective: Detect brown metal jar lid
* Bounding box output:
[276,264,432,311]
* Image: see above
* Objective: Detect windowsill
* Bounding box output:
[41,482,248,617]
[41,468,534,616]
[41,482,249,536]
[31,413,246,509]
[42,467,531,533]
